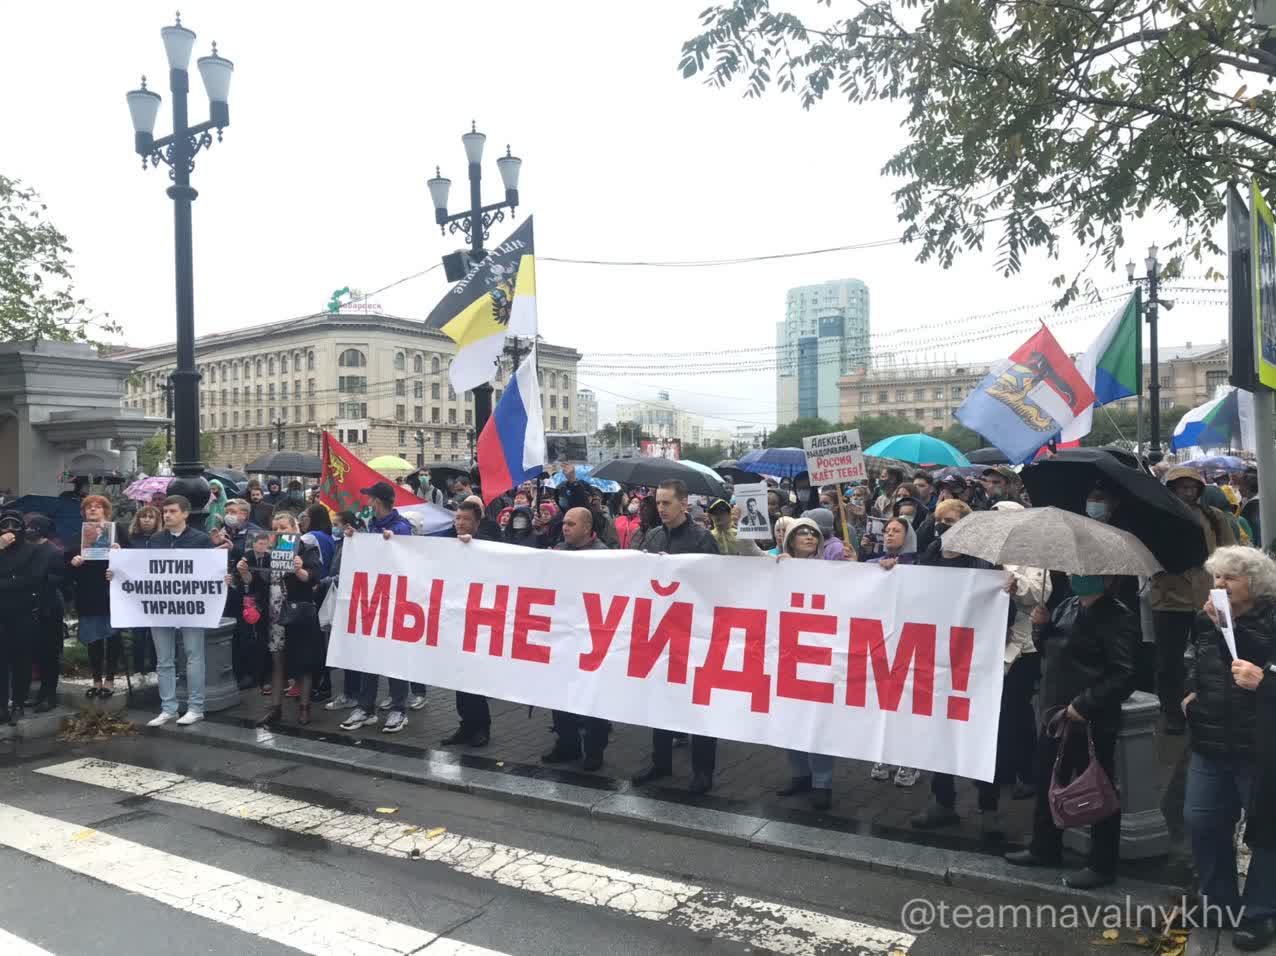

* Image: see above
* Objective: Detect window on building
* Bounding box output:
[550,395,557,408]
[413,381,423,399]
[914,408,925,419]
[294,379,300,398]
[537,369,544,385]
[338,349,366,368]
[267,357,275,375]
[338,376,366,393]
[220,388,227,405]
[233,411,239,427]
[431,382,440,400]
[307,405,315,422]
[395,405,406,421]
[562,417,570,430]
[447,408,456,424]
[395,379,405,397]
[416,452,424,467]
[280,407,288,422]
[281,355,289,375]
[464,390,472,403]
[464,409,472,425]
[952,386,963,399]
[294,405,301,421]
[413,354,423,373]
[231,364,239,381]
[934,388,944,400]
[281,382,289,399]
[550,415,557,429]
[308,431,318,451]
[255,359,263,377]
[220,412,227,428]
[895,389,907,401]
[562,397,569,412]
[448,385,456,401]
[209,367,217,384]
[398,429,407,445]
[431,356,440,373]
[931,408,943,420]
[220,435,226,450]
[414,406,423,422]
[256,409,263,425]
[394,352,405,371]
[451,432,459,448]
[268,383,276,400]
[878,390,889,403]
[256,433,262,450]
[307,351,315,371]
[914,388,925,401]
[231,433,239,449]
[1206,370,1228,391]
[307,379,315,397]
[199,414,205,430]
[431,407,440,423]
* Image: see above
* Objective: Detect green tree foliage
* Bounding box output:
[1,174,117,344]
[847,414,927,449]
[138,431,218,475]
[765,417,836,448]
[928,421,984,453]
[680,442,731,466]
[679,2,1276,301]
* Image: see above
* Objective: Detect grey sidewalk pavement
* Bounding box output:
[115,671,1196,907]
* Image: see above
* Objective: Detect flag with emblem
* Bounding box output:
[425,217,536,392]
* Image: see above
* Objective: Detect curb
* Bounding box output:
[133,710,1188,911]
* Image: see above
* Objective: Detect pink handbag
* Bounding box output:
[1046,711,1120,829]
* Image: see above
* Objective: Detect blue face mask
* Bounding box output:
[1085,501,1109,523]
[1069,574,1107,597]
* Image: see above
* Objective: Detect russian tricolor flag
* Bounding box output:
[477,347,547,505]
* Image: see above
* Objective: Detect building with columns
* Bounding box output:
[0,340,167,496]
[116,310,581,470]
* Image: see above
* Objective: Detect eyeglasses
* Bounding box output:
[791,527,818,537]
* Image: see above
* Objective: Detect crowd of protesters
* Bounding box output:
[0,452,1272,948]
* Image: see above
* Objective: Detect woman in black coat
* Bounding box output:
[236,512,322,728]
[1181,546,1276,950]
[1005,574,1138,890]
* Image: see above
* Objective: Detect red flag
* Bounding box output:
[1007,325,1096,418]
[318,431,424,516]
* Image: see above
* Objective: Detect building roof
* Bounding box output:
[112,310,581,363]
[1154,341,1227,362]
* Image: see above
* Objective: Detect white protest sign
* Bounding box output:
[80,521,116,561]
[734,482,772,540]
[1209,588,1239,660]
[329,535,1009,781]
[803,429,867,485]
[109,549,228,629]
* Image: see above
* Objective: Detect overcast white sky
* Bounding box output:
[3,2,1233,430]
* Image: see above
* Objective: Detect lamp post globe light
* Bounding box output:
[427,122,523,438]
[126,12,234,514]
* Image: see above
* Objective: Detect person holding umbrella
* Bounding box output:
[1150,467,1236,735]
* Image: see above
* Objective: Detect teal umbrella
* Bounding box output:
[864,434,971,467]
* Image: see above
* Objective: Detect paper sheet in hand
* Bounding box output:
[1209,588,1239,660]
[733,482,772,540]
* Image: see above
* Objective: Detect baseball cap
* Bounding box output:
[361,481,397,506]
[707,498,732,515]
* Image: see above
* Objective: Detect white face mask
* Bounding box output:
[224,514,240,529]
[512,519,530,531]
[628,503,639,515]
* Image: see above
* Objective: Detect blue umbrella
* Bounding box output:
[864,434,971,467]
[1182,455,1248,472]
[546,464,620,494]
[737,447,808,479]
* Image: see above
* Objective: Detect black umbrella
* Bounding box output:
[423,461,477,490]
[203,467,248,496]
[244,450,322,477]
[1019,448,1206,573]
[713,460,764,483]
[593,457,729,499]
[967,447,1011,465]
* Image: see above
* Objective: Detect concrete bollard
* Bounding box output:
[1064,690,1170,859]
[176,616,240,713]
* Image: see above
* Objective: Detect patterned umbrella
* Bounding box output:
[123,475,172,502]
[736,447,808,479]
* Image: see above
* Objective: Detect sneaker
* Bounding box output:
[176,710,204,726]
[147,711,178,727]
[378,696,393,711]
[894,767,920,788]
[339,708,377,731]
[324,694,357,711]
[407,693,427,711]
[382,711,407,734]
[310,687,332,704]
[870,763,891,781]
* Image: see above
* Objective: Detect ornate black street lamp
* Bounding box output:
[427,123,522,436]
[126,13,233,511]
[1126,245,1175,463]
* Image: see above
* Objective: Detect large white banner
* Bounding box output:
[329,536,1009,780]
[109,549,228,629]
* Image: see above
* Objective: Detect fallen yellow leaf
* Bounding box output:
[1103,929,1119,941]
[70,829,96,842]
[425,827,446,838]
[375,807,398,815]
[401,826,419,835]
[1163,946,1184,956]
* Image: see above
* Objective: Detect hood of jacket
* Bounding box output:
[784,517,826,558]
[801,507,835,538]
[1165,466,1206,491]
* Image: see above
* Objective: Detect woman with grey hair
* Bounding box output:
[1182,545,1276,950]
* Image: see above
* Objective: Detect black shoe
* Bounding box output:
[440,727,473,746]
[1063,868,1115,890]
[1234,917,1276,951]
[469,731,490,748]
[309,688,332,704]
[632,765,672,786]
[1011,782,1036,800]
[776,775,813,797]
[810,788,832,811]
[1005,849,1062,868]
[910,801,960,829]
[541,745,581,765]
[0,708,9,726]
[581,753,603,772]
[8,705,23,725]
[33,699,55,714]
[688,771,714,794]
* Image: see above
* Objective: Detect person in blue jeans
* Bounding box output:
[109,495,217,728]
[1182,546,1276,951]
[339,482,415,735]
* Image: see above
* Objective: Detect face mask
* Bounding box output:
[25,529,42,542]
[1069,574,1107,597]
[935,522,950,536]
[1084,501,1109,523]
[512,519,529,531]
[224,514,241,529]
[628,503,639,515]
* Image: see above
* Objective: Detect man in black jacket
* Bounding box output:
[23,515,64,713]
[0,508,51,724]
[632,479,721,794]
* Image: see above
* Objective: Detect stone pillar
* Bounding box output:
[176,616,240,713]
[120,443,139,474]
[1063,690,1170,859]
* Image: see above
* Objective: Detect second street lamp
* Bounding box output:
[1126,245,1176,463]
[428,122,523,438]
[126,13,234,515]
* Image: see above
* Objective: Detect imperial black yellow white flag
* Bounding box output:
[425,217,537,392]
